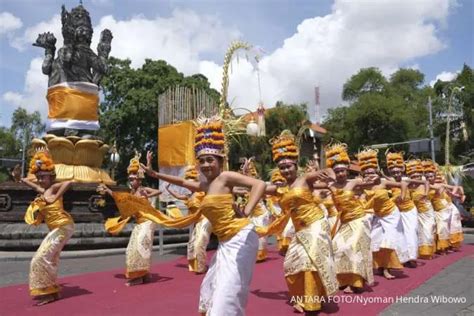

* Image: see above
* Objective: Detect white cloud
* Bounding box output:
[199,0,453,121]
[93,9,242,73]
[4,9,241,121]
[10,14,61,51]
[4,0,455,125]
[0,12,23,35]
[3,91,24,106]
[2,58,48,117]
[429,70,459,86]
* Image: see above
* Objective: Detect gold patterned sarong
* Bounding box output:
[188,217,212,273]
[412,189,436,259]
[332,189,373,288]
[279,188,338,312]
[430,191,451,252]
[25,197,74,297]
[250,201,272,262]
[125,218,156,279]
[29,224,75,296]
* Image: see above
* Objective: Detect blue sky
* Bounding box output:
[0,0,472,128]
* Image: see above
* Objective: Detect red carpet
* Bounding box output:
[1,244,473,316]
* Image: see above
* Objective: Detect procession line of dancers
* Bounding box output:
[22,116,465,314]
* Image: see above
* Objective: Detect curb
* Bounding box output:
[0,243,188,262]
[462,227,474,235]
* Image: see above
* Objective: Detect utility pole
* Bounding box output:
[428,96,435,162]
[20,129,27,177]
[445,86,464,166]
[315,86,320,124]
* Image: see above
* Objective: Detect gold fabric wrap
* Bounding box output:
[364,189,396,217]
[391,187,416,212]
[332,189,366,223]
[279,188,325,232]
[430,190,449,212]
[106,192,253,242]
[47,86,98,121]
[105,192,202,235]
[199,194,250,242]
[185,192,206,221]
[251,202,266,217]
[25,197,74,230]
[411,189,431,212]
[322,197,338,218]
[167,206,183,218]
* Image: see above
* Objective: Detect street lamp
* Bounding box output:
[246,119,259,136]
[110,141,120,180]
[231,107,265,137]
[445,86,464,165]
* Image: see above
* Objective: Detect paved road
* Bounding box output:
[1,231,472,316]
[381,232,474,316]
[0,237,278,287]
[0,247,188,287]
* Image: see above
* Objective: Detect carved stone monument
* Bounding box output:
[0,4,194,251]
[30,3,114,184]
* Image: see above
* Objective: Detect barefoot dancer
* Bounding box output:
[358,149,410,280]
[101,152,161,286]
[141,116,266,315]
[322,143,374,293]
[265,131,338,313]
[22,148,74,305]
[165,165,211,274]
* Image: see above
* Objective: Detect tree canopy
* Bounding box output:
[99,57,220,183]
[324,64,473,168]
[228,102,310,179]
[324,67,431,157]
[0,108,44,181]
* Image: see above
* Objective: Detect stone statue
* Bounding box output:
[33,4,113,87]
[32,4,113,137]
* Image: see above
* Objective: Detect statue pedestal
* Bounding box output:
[0,182,216,251]
[0,182,125,223]
[30,134,115,184]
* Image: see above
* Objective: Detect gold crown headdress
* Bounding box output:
[386,151,405,170]
[127,151,144,179]
[405,159,423,175]
[270,130,299,164]
[184,165,199,181]
[325,142,350,168]
[357,148,379,171]
[29,147,55,175]
[422,160,437,174]
[240,157,259,178]
[270,169,286,184]
[194,116,226,158]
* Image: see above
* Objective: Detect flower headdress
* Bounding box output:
[422,160,437,174]
[29,147,55,175]
[127,151,144,179]
[270,130,299,164]
[194,116,226,158]
[357,148,379,171]
[405,159,423,175]
[325,142,350,168]
[386,151,405,170]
